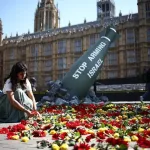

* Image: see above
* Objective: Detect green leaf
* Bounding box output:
[68,140,76,146]
[116,144,128,150]
[74,132,80,139]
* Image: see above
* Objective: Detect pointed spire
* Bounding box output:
[119,10,122,17]
[0,18,2,31]
[127,12,130,21]
[37,2,39,8]
[68,21,71,27]
[16,32,18,37]
[84,18,86,24]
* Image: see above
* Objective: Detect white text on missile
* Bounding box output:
[88,42,106,62]
[72,62,87,79]
[87,58,103,78]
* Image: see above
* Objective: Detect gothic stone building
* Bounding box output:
[0,0,150,91]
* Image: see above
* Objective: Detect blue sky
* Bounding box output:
[0,0,137,37]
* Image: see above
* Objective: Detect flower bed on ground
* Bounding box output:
[0,102,150,150]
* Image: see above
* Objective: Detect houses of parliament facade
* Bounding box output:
[0,0,150,91]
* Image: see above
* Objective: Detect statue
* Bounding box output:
[62,26,119,99]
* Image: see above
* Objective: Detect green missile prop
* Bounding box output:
[62,26,119,99]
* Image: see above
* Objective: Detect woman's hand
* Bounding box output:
[25,110,35,118]
[31,110,42,118]
[25,109,42,118]
[36,111,42,118]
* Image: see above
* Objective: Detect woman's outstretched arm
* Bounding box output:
[26,90,37,110]
[6,91,34,117]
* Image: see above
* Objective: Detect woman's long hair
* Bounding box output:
[4,62,28,91]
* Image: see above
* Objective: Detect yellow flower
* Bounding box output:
[141,106,148,110]
[137,116,142,120]
[89,148,96,150]
[113,133,119,139]
[118,115,122,119]
[147,128,150,131]
[132,117,138,121]
[60,121,67,125]
[112,126,118,131]
[138,127,145,133]
[78,138,82,143]
[66,114,71,119]
[44,130,47,134]
[124,136,131,142]
[122,115,128,119]
[115,117,120,122]
[87,129,94,134]
[46,119,50,123]
[97,109,103,113]
[121,107,127,111]
[80,119,85,122]
[64,136,70,141]
[60,129,69,133]
[71,108,76,112]
[52,115,57,119]
[98,127,108,132]
[131,135,138,141]
[11,135,19,140]
[50,130,56,135]
[21,136,29,142]
[60,143,68,150]
[52,144,60,150]
[25,125,30,130]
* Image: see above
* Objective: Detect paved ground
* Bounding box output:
[0,123,51,150]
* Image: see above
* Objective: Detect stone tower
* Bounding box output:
[137,0,150,73]
[137,0,150,42]
[0,18,2,45]
[138,0,150,20]
[34,0,60,32]
[97,0,115,21]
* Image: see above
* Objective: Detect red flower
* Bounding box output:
[32,121,38,127]
[32,130,46,137]
[0,128,9,134]
[106,138,128,147]
[77,128,87,135]
[97,131,106,139]
[143,130,150,137]
[74,142,90,150]
[10,124,26,132]
[52,133,60,140]
[52,132,68,140]
[7,132,16,139]
[31,110,38,115]
[59,132,67,140]
[66,121,81,129]
[40,124,52,130]
[21,120,27,125]
[85,134,95,143]
[81,121,94,128]
[105,129,114,135]
[137,135,150,148]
